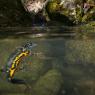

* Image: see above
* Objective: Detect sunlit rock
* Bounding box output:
[21,0,50,24]
[22,0,48,14]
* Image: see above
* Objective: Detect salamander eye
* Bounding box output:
[27,42,33,48]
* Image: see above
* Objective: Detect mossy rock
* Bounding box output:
[46,1,59,13]
[33,69,63,95]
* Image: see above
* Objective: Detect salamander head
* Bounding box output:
[20,42,37,52]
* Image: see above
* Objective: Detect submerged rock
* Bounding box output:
[32,69,63,95]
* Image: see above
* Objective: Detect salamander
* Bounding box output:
[5,42,37,81]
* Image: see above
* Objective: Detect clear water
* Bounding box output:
[0,27,95,95]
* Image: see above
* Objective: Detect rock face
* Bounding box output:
[21,0,50,24]
[46,0,95,24]
[45,0,74,25]
[21,0,48,14]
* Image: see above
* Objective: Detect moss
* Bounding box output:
[46,0,60,13]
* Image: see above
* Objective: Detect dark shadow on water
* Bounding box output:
[10,78,25,84]
[10,78,32,93]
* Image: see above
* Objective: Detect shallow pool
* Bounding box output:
[0,27,95,95]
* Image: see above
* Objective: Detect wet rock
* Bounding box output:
[46,0,95,24]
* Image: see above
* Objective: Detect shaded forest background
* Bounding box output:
[0,0,32,27]
[0,0,95,27]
